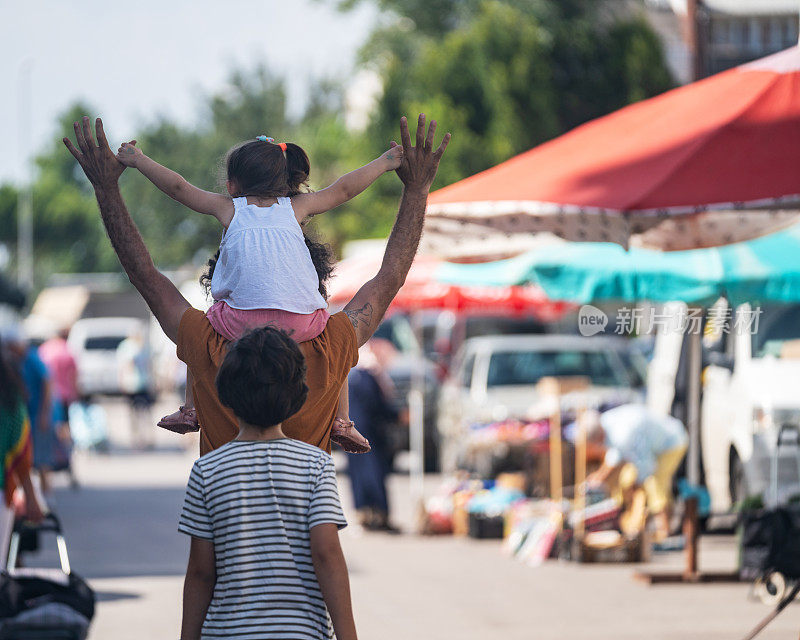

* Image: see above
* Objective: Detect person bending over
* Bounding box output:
[179,326,356,640]
[116,135,405,453]
[584,404,688,541]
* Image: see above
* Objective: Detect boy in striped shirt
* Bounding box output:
[178,327,358,640]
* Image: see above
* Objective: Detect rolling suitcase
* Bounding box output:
[0,514,94,639]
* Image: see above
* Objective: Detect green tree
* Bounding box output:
[348,0,674,187]
[3,0,676,288]
[0,103,120,283]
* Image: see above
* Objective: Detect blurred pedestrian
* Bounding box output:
[4,328,59,498]
[584,404,688,541]
[117,330,154,449]
[39,327,79,486]
[346,342,399,532]
[0,334,45,563]
[38,327,79,411]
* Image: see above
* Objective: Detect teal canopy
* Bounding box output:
[436,225,800,306]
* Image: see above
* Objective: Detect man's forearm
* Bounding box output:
[344,185,429,343]
[64,118,190,344]
[93,181,189,343]
[344,114,448,345]
[94,185,160,297]
[376,186,428,298]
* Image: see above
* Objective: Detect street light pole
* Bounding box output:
[409,310,426,518]
[17,59,34,292]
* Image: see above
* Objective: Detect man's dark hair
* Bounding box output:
[215,327,308,428]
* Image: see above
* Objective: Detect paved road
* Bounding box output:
[35,398,800,639]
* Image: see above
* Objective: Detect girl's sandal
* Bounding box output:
[330,418,371,454]
[157,406,200,435]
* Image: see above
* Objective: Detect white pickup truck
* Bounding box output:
[702,304,800,510]
[648,302,800,513]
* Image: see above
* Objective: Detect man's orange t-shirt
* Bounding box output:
[176,308,359,455]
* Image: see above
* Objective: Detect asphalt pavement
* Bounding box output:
[33,396,800,639]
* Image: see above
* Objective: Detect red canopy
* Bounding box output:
[424,46,800,258]
[328,253,572,321]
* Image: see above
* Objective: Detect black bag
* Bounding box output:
[467,512,505,539]
[0,514,95,636]
[740,505,800,580]
[740,424,800,580]
[0,571,95,621]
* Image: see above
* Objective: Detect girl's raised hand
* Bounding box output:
[116,140,143,167]
[380,143,404,171]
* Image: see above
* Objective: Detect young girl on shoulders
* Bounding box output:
[117,135,404,453]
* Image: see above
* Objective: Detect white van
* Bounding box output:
[702,303,800,510]
[648,302,800,513]
[68,317,150,396]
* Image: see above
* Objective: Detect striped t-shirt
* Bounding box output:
[178,438,347,639]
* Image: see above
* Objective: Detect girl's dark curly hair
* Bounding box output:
[200,232,335,301]
[200,138,335,301]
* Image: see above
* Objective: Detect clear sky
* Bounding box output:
[1,0,376,184]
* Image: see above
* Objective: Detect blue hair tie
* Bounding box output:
[256,135,274,143]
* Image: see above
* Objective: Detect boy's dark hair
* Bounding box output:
[215,327,308,428]
[226,139,310,198]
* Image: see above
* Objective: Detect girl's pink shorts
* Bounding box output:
[205,300,330,343]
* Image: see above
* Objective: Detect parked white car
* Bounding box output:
[67,317,150,396]
[437,334,646,471]
[701,303,800,511]
[646,301,800,515]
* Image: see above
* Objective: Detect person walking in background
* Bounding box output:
[38,327,80,415]
[117,330,155,450]
[4,329,58,498]
[346,340,400,532]
[38,327,79,486]
[0,335,45,564]
[179,327,358,640]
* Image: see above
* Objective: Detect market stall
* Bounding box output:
[421,376,650,564]
[423,45,800,260]
[328,252,571,320]
[329,250,575,501]
[437,225,800,583]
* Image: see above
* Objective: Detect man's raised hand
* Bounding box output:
[394,114,450,192]
[63,117,125,190]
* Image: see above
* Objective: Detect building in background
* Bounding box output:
[645,0,799,82]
